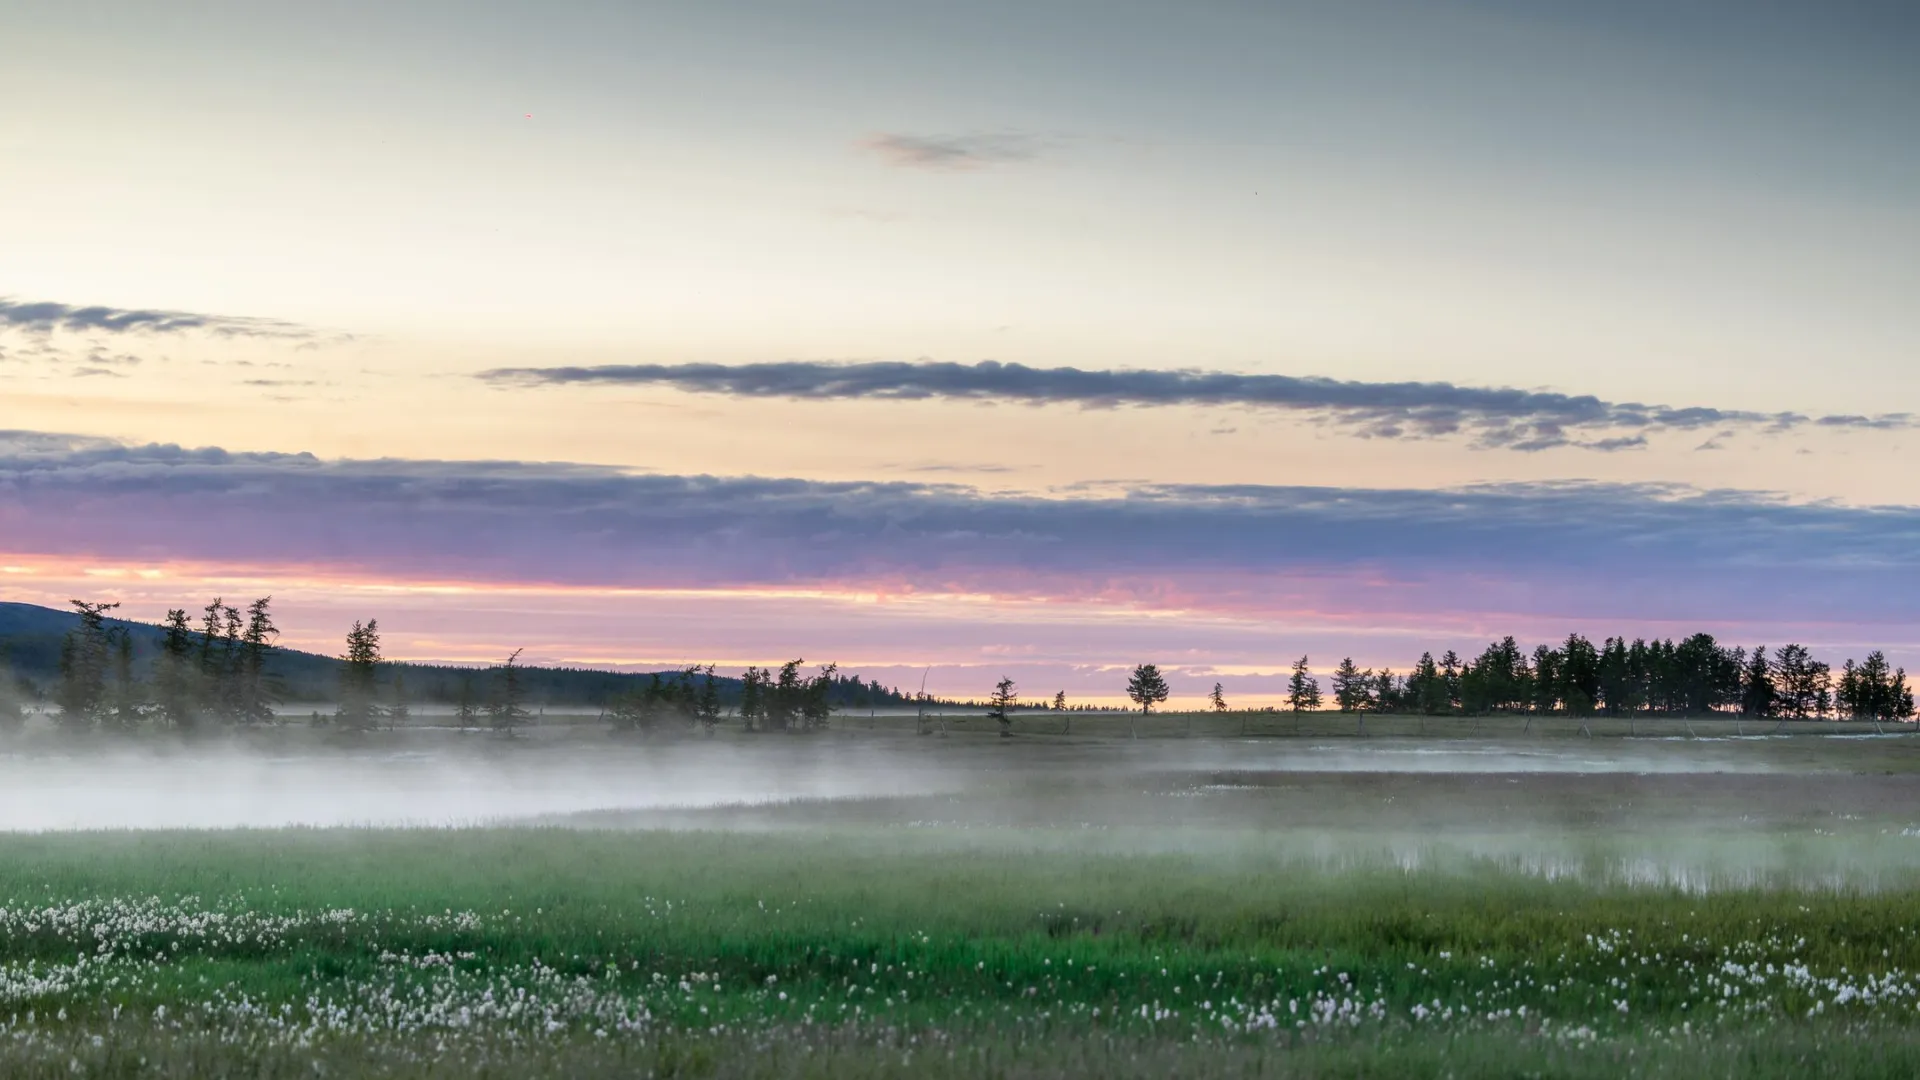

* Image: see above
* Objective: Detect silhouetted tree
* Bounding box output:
[987,676,1017,737]
[1740,646,1776,718]
[1125,664,1169,738]
[1286,657,1321,715]
[56,600,119,728]
[1839,651,1915,723]
[801,663,838,730]
[697,665,722,735]
[336,619,383,731]
[768,660,807,731]
[1439,650,1463,712]
[739,666,766,732]
[153,609,199,730]
[106,628,144,732]
[1531,644,1560,714]
[1209,682,1227,713]
[198,600,241,724]
[1410,652,1447,716]
[234,598,280,725]
[1053,690,1067,712]
[1331,657,1368,713]
[1774,644,1831,720]
[488,648,532,736]
[1371,668,1400,714]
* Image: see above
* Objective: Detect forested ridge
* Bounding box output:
[0,600,911,732]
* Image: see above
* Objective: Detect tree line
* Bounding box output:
[1104,633,1914,722]
[0,599,904,737]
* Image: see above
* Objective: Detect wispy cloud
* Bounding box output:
[481,359,1914,451]
[3,430,1918,629]
[0,297,320,340]
[860,132,1041,170]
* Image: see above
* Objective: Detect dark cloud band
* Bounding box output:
[2,430,1917,627]
[481,359,1912,451]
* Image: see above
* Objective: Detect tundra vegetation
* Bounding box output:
[7,748,1920,1078]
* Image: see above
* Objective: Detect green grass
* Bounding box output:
[5,824,1920,1077]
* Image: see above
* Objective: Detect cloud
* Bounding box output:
[3,430,1918,629]
[860,132,1040,170]
[0,297,320,340]
[481,359,1912,452]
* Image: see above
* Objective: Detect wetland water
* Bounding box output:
[5,727,1919,893]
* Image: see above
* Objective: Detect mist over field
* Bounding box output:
[0,726,1846,831]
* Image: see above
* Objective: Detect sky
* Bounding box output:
[2,1,1917,703]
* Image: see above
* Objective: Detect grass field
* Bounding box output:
[5,728,1920,1077]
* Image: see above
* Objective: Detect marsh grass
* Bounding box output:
[4,827,1920,1076]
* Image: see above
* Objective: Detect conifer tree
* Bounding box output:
[153,609,199,730]
[1410,652,1445,715]
[1209,682,1227,713]
[198,600,242,723]
[1774,644,1831,720]
[1125,664,1169,716]
[802,663,838,730]
[696,665,722,735]
[1286,657,1321,714]
[1439,650,1463,712]
[1052,690,1067,712]
[987,676,1018,737]
[234,598,280,725]
[56,600,119,728]
[1371,668,1399,714]
[1740,646,1776,718]
[1331,657,1367,713]
[488,648,532,736]
[768,660,806,731]
[739,666,765,732]
[336,619,384,731]
[107,628,145,732]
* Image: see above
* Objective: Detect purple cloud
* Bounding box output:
[3,431,1919,633]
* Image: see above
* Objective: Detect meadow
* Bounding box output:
[5,724,1920,1077]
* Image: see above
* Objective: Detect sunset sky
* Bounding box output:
[4,1,1918,703]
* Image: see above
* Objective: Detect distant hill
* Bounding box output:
[0,601,913,709]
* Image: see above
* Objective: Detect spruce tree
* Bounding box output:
[336,619,383,731]
[1331,657,1367,713]
[1125,664,1170,716]
[107,628,145,732]
[1740,646,1775,718]
[56,600,119,728]
[154,609,199,730]
[987,676,1018,737]
[235,598,280,725]
[802,663,838,730]
[487,649,532,737]
[696,665,722,735]
[769,660,806,731]
[739,666,765,732]
[1286,657,1321,714]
